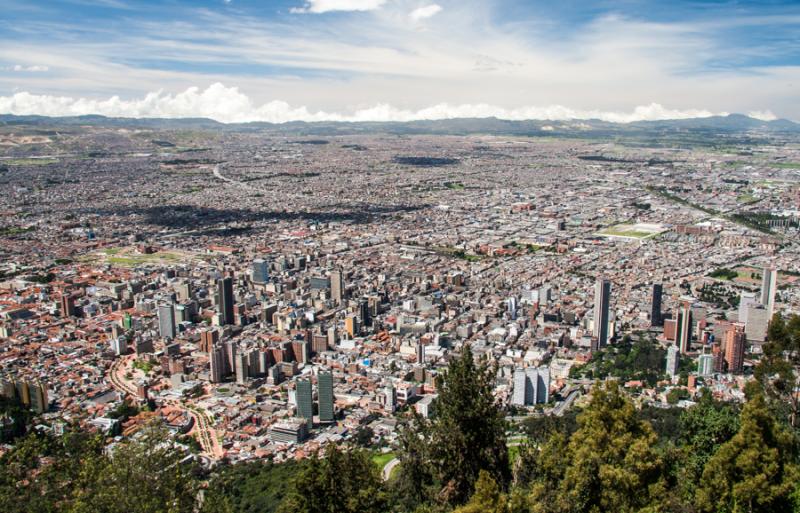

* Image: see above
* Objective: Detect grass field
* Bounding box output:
[5,158,59,166]
[770,162,800,169]
[81,246,193,268]
[372,452,396,470]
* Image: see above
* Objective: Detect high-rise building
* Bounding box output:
[209,345,225,383]
[330,270,344,305]
[199,328,219,353]
[295,379,313,429]
[157,303,176,340]
[511,367,550,406]
[384,383,396,413]
[738,292,758,324]
[345,315,358,338]
[235,352,249,384]
[216,277,234,326]
[665,345,679,378]
[760,266,777,318]
[676,302,693,354]
[358,298,371,327]
[650,283,663,327]
[744,305,770,342]
[593,279,611,348]
[724,324,746,374]
[110,337,127,356]
[318,370,335,424]
[416,341,425,364]
[252,258,270,284]
[60,294,76,318]
[697,353,714,376]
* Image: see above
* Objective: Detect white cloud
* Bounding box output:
[291,0,386,14]
[747,110,778,121]
[410,4,442,21]
[2,64,49,72]
[0,83,730,124]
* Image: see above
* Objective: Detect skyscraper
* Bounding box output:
[665,345,679,378]
[760,266,777,318]
[697,353,714,376]
[511,367,550,406]
[157,303,176,340]
[330,269,344,305]
[60,294,76,318]
[252,258,270,284]
[295,379,313,429]
[593,278,611,348]
[209,345,225,383]
[676,302,692,354]
[318,370,335,424]
[724,324,746,374]
[650,283,663,327]
[217,277,234,325]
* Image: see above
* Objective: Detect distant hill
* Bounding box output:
[1,113,798,138]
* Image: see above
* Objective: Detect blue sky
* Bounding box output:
[0,0,798,122]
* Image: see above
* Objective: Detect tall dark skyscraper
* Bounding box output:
[318,370,334,424]
[217,276,234,326]
[330,269,344,305]
[651,283,663,327]
[295,379,313,429]
[593,278,611,348]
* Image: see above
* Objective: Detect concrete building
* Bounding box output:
[665,345,679,378]
[158,303,176,340]
[593,279,611,347]
[318,370,335,424]
[511,367,550,406]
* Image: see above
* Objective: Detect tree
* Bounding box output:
[68,422,198,513]
[755,313,800,429]
[202,460,301,513]
[427,344,510,505]
[678,389,740,494]
[526,381,665,513]
[695,392,799,513]
[277,445,387,513]
[453,471,508,513]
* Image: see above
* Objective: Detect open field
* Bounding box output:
[81,246,197,268]
[597,222,666,240]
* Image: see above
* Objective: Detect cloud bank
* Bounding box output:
[291,0,387,14]
[0,83,738,124]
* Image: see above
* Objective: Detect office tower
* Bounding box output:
[318,370,335,423]
[760,266,777,318]
[157,303,176,340]
[744,305,770,342]
[416,341,425,364]
[358,298,371,327]
[384,383,396,413]
[676,302,693,354]
[697,353,714,376]
[650,283,663,327]
[216,277,234,326]
[511,367,550,406]
[738,292,758,324]
[292,339,309,364]
[593,279,611,348]
[175,281,192,302]
[60,294,75,317]
[345,315,358,338]
[110,337,126,356]
[312,333,328,355]
[26,381,48,414]
[327,326,338,347]
[224,340,237,376]
[252,258,270,284]
[665,345,679,378]
[209,345,225,383]
[295,379,313,429]
[235,352,249,384]
[330,270,344,305]
[724,324,746,374]
[199,328,219,353]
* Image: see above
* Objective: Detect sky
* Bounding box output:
[0,0,798,123]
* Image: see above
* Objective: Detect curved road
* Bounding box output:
[106,356,223,459]
[382,458,400,481]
